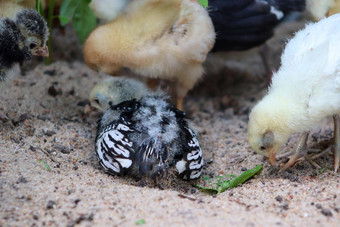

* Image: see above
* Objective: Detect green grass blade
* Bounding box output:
[37,160,51,171]
[136,219,146,225]
[218,164,262,194]
[35,0,44,16]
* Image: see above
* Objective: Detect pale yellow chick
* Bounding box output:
[248,14,340,172]
[306,0,340,21]
[84,0,215,110]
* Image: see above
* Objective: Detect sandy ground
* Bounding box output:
[1,19,340,227]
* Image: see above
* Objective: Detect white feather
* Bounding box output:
[89,0,129,21]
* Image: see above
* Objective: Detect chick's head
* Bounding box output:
[15,9,49,57]
[248,97,291,166]
[89,77,149,112]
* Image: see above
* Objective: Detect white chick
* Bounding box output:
[89,0,130,22]
[248,13,340,171]
[84,0,215,110]
[91,77,204,180]
[306,0,340,21]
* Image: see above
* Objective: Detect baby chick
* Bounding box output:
[89,77,149,112]
[84,0,215,110]
[0,9,49,82]
[248,14,340,171]
[91,77,204,180]
[306,0,340,21]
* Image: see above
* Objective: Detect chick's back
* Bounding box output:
[84,0,215,77]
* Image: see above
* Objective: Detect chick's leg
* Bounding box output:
[333,115,340,172]
[174,83,187,110]
[281,132,309,171]
[175,66,203,110]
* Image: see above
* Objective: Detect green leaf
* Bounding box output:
[193,184,219,194]
[59,0,81,26]
[72,1,97,43]
[218,164,262,194]
[194,164,263,195]
[136,219,146,225]
[198,0,208,8]
[37,160,51,171]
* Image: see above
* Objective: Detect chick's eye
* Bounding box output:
[29,43,37,49]
[94,99,100,104]
[260,146,266,151]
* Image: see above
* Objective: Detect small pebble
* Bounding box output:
[241,167,247,171]
[281,203,289,210]
[275,196,283,202]
[46,200,56,209]
[321,208,333,217]
[44,69,56,76]
[48,85,62,97]
[316,204,322,209]
[45,130,56,137]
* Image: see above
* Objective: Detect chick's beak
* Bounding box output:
[34,46,49,57]
[268,147,279,166]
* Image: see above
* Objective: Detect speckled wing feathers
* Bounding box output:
[96,120,135,175]
[176,126,204,180]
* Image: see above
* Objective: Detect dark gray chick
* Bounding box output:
[0,9,49,81]
[91,77,204,180]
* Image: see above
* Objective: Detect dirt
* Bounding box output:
[1,19,340,227]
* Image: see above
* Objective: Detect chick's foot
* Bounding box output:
[280,132,310,171]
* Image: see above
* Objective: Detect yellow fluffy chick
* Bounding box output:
[84,0,215,110]
[248,13,340,171]
[306,0,340,21]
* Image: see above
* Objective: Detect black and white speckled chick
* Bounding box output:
[0,9,49,81]
[93,78,204,180]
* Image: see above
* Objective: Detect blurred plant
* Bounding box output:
[198,0,208,8]
[59,0,97,43]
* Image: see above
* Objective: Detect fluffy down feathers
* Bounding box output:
[248,14,340,165]
[84,0,215,109]
[92,77,204,180]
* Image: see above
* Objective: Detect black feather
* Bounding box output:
[209,0,305,52]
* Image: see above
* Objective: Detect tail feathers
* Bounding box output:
[268,0,305,12]
[136,137,169,178]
